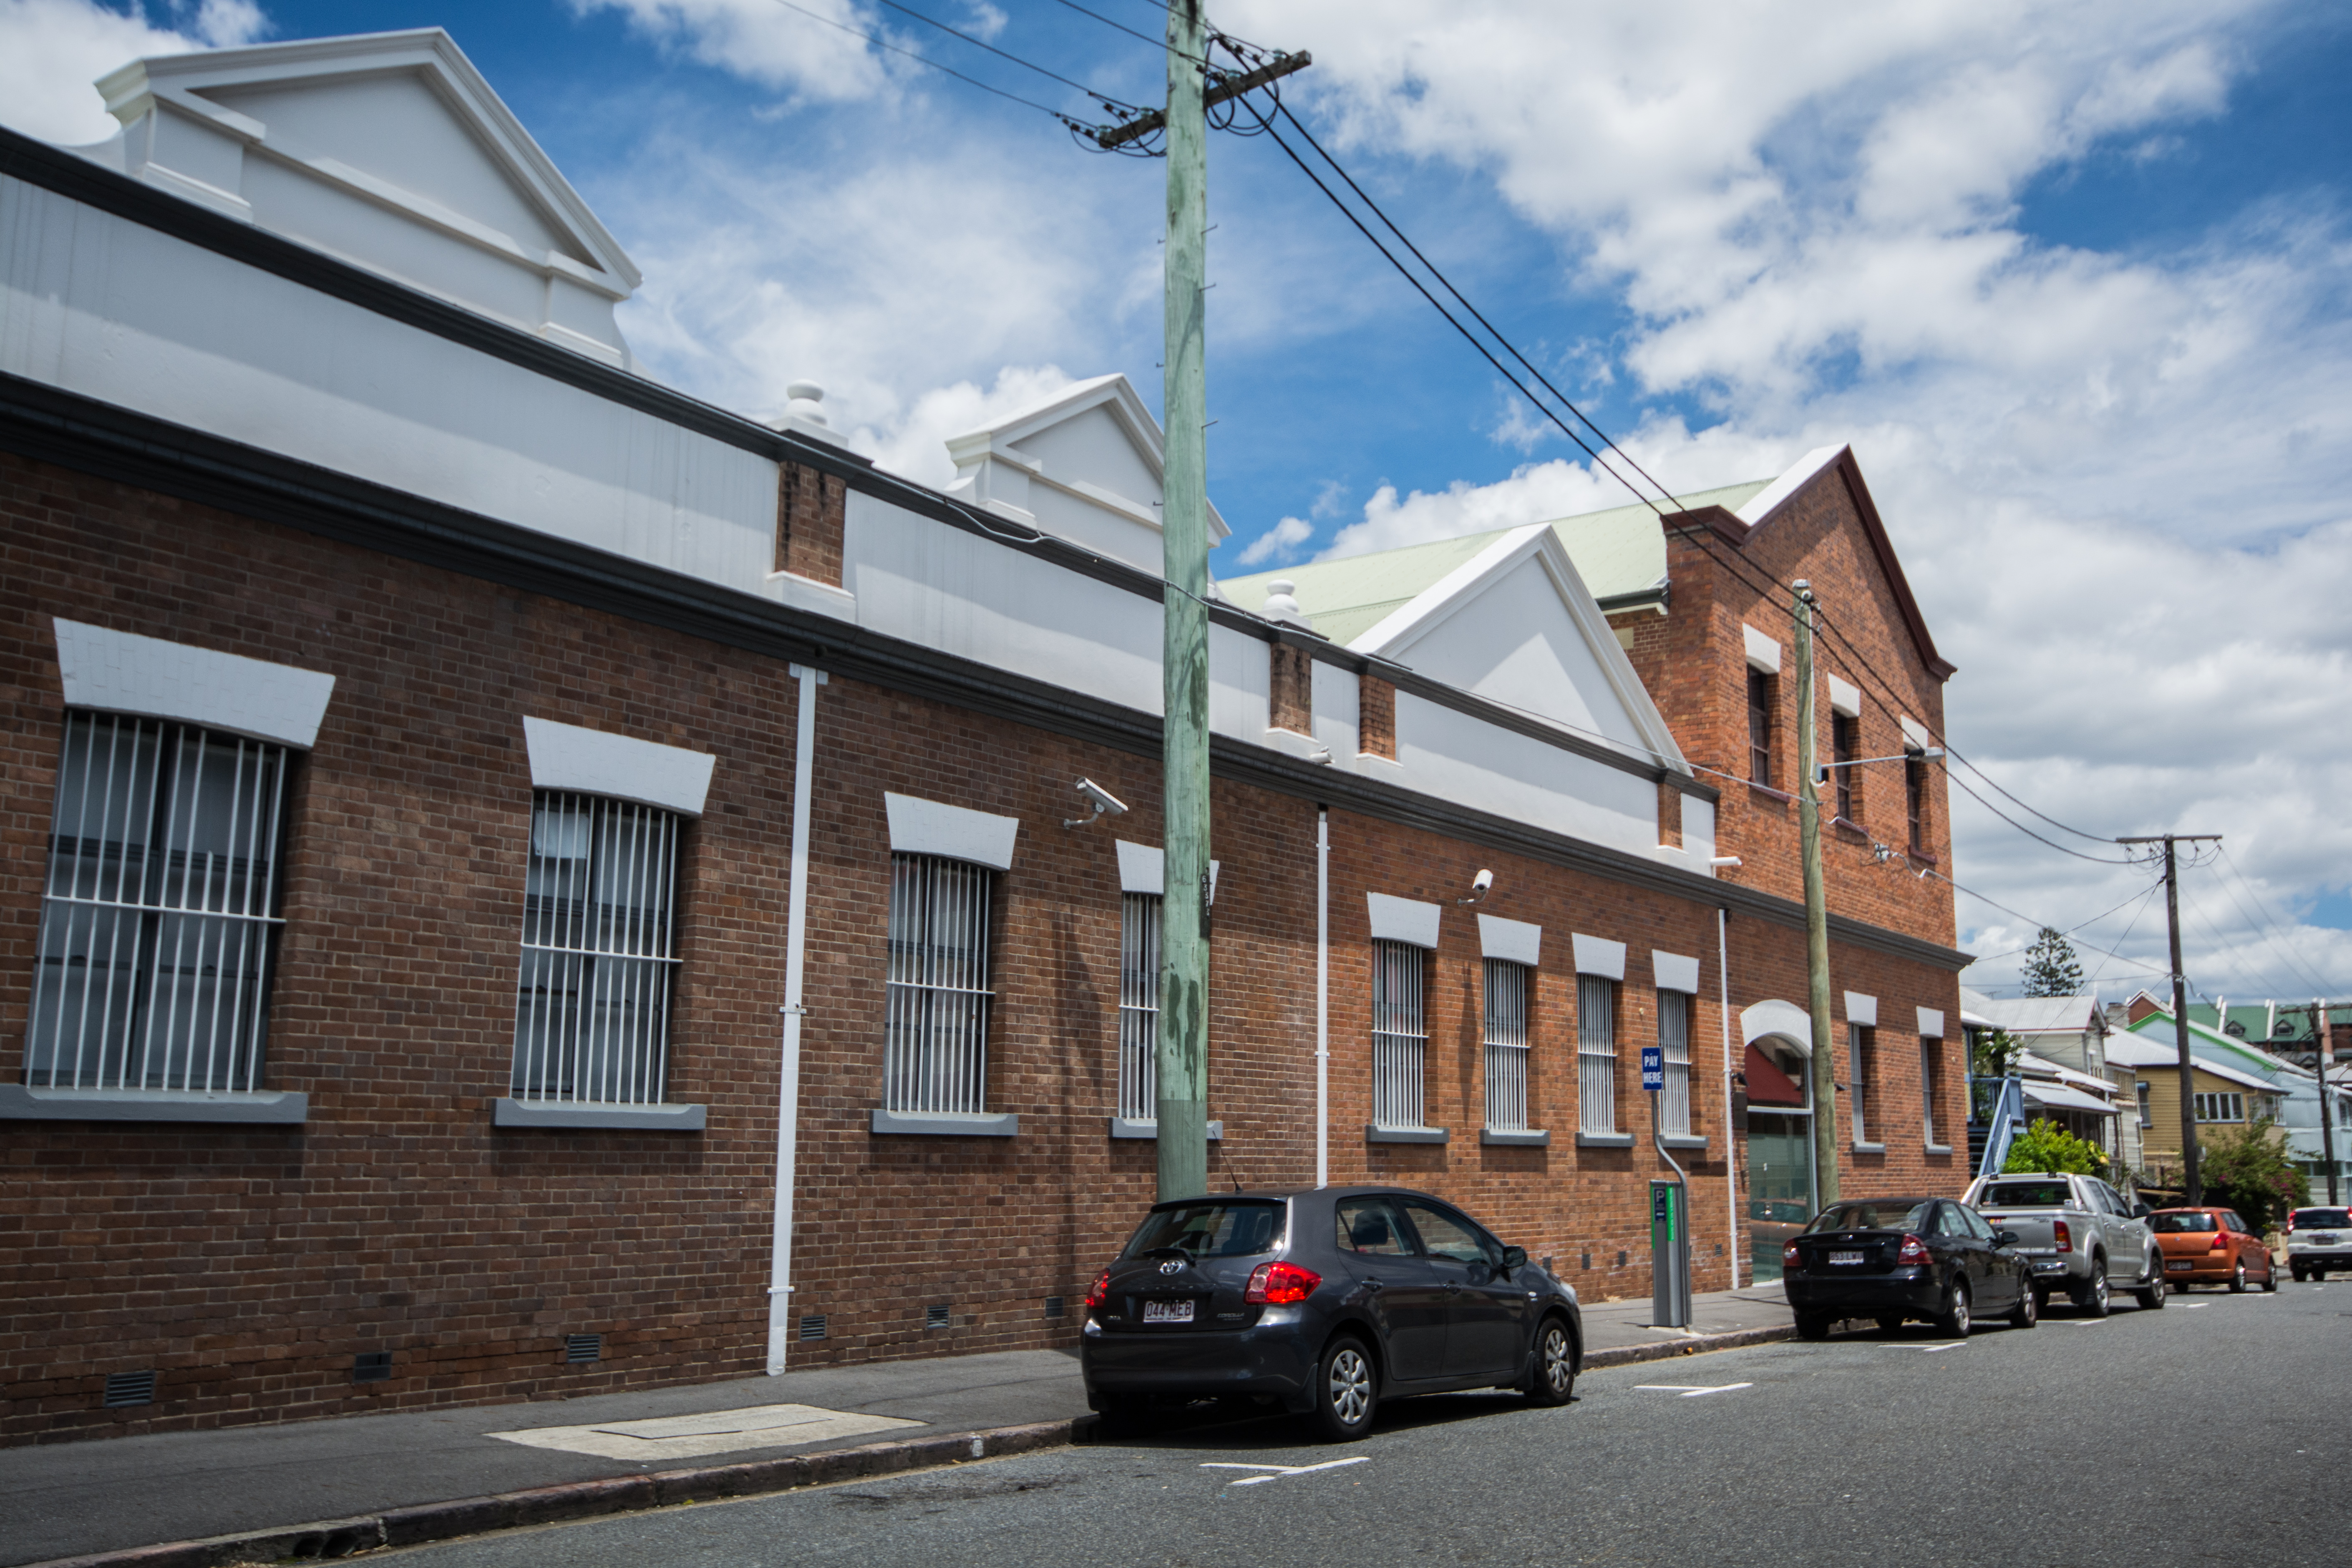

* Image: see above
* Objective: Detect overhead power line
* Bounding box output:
[758,0,1128,137]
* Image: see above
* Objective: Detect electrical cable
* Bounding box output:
[2081,882,2164,991]
[2215,846,2336,995]
[756,0,1125,135]
[864,0,1149,108]
[1972,880,2165,966]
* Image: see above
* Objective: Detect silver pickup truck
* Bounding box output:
[1962,1171,2165,1316]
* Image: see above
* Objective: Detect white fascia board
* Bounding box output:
[1350,524,1690,776]
[1918,1007,1946,1039]
[53,618,336,749]
[1843,992,1878,1027]
[1828,675,1861,717]
[1735,444,1850,528]
[885,793,1021,870]
[1478,915,1541,967]
[1652,951,1700,994]
[525,717,715,817]
[1367,892,1441,949]
[1743,999,1816,1056]
[1743,623,1782,674]
[1571,933,1627,981]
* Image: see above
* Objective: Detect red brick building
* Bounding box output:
[0,30,1969,1444]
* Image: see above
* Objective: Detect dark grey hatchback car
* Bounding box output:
[1080,1186,1582,1440]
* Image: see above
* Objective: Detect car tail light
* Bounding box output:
[2210,1233,2229,1253]
[2052,1220,2071,1254]
[1898,1234,1931,1266]
[1783,1242,1802,1269]
[1084,1269,1112,1310]
[1244,1261,1321,1304]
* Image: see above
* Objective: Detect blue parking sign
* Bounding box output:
[1640,1045,1664,1092]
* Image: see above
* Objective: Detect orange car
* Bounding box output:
[2149,1207,2278,1292]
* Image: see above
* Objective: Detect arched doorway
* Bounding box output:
[1740,1001,1817,1284]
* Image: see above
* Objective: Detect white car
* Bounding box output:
[2286,1207,2352,1281]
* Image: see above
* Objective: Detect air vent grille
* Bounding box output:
[1043,1296,1065,1319]
[798,1314,828,1341]
[353,1351,393,1384]
[104,1370,156,1408]
[924,1304,951,1331]
[564,1333,603,1364]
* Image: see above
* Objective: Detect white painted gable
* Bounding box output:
[943,373,1229,576]
[1351,525,1687,773]
[72,29,640,367]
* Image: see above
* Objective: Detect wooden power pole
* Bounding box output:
[2119,833,2221,1203]
[1795,581,1837,1212]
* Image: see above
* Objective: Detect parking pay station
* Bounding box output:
[1642,1045,1693,1329]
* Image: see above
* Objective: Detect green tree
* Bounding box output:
[1971,1026,2024,1078]
[2002,1117,2108,1176]
[2022,927,2085,997]
[2198,1116,2304,1233]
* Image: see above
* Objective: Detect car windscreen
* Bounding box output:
[2151,1212,2218,1232]
[2294,1209,2352,1228]
[1123,1201,1285,1260]
[1807,1200,1934,1234]
[1979,1180,2074,1207]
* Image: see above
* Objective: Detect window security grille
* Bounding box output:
[925,1304,952,1330]
[1482,959,1530,1132]
[511,793,681,1107]
[353,1351,393,1384]
[104,1369,156,1408]
[1832,713,1860,823]
[564,1333,602,1363]
[2194,1092,2244,1124]
[1906,754,1928,852]
[1747,670,1775,787]
[1577,976,1617,1134]
[1043,1296,1065,1319]
[1659,989,1692,1136]
[28,713,290,1093]
[798,1314,828,1341]
[884,855,995,1115]
[1850,1026,1875,1143]
[1118,893,1161,1122]
[1370,941,1427,1129]
[1920,1039,1939,1145]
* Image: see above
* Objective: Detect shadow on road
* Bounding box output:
[1081,1389,1552,1454]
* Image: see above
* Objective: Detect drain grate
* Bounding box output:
[798,1314,828,1341]
[1043,1296,1065,1319]
[353,1351,394,1384]
[564,1334,603,1364]
[924,1304,952,1330]
[104,1370,156,1408]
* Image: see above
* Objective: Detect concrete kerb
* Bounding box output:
[15,1328,1794,1568]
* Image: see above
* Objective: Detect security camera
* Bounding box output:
[1458,868,1495,905]
[1063,778,1128,829]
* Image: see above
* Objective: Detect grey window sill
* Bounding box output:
[1660,1134,1711,1151]
[871,1109,1018,1138]
[0,1085,308,1124]
[1851,1140,1887,1155]
[1925,1143,1955,1155]
[1108,1117,1224,1140]
[1481,1128,1550,1148]
[1575,1131,1635,1149]
[494,1098,705,1131]
[1366,1124,1449,1145]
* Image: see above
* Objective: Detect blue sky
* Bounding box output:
[7,0,2352,1003]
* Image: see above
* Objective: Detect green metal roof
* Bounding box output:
[1219,478,1773,645]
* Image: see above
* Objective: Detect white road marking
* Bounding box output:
[2183,1302,2209,1309]
[1633,1383,1754,1396]
[1202,1456,1371,1487]
[1866,1341,1967,1351]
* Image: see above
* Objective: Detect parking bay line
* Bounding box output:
[1202,1456,1371,1487]
[1633,1382,1755,1397]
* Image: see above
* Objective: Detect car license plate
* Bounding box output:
[2167,1261,2191,1271]
[1828,1250,1864,1265]
[2315,1234,2341,1246]
[1143,1299,1195,1324]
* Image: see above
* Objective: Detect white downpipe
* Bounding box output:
[1719,905,1739,1291]
[766,662,826,1375]
[1316,808,1329,1189]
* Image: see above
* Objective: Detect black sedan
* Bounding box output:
[1080,1186,1582,1441]
[1783,1195,2035,1339]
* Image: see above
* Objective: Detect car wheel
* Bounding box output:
[1309,1336,1377,1442]
[1874,1315,1905,1336]
[2075,1265,2110,1319]
[2263,1261,2279,1294]
[1937,1277,1971,1339]
[2008,1279,2038,1329]
[1795,1312,1832,1341]
[2293,1266,2308,1283]
[1524,1316,1576,1407]
[2316,1268,2329,1281]
[2230,1260,2248,1294]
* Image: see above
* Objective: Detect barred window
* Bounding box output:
[511,792,681,1106]
[1370,941,1427,1129]
[1118,892,1161,1122]
[1850,1025,1876,1143]
[1577,975,1617,1134]
[1832,714,1860,823]
[1658,989,1692,1136]
[1747,670,1775,787]
[1921,1038,1942,1145]
[884,854,995,1115]
[1483,959,1530,1132]
[28,713,290,1092]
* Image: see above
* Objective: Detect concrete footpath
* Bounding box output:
[1,1281,1793,1568]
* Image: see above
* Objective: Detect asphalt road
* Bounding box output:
[374,1281,2350,1568]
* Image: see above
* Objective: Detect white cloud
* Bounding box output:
[0,0,267,145]
[567,0,888,102]
[1234,514,1312,567]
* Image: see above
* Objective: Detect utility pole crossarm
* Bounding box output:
[1093,50,1312,148]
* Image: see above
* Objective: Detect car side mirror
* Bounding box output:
[2131,1203,2151,1219]
[1501,1245,1528,1271]
[1993,1230,2020,1248]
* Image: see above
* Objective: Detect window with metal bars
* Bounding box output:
[884,854,995,1116]
[1658,989,1692,1136]
[27,712,291,1094]
[511,792,681,1107]
[1849,1024,1876,1143]
[1832,713,1860,823]
[1920,1037,1942,1145]
[1370,941,1427,1129]
[1906,752,1929,853]
[1482,959,1530,1132]
[1577,975,1617,1133]
[1747,669,1775,787]
[1118,892,1161,1122]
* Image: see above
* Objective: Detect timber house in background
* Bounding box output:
[1,28,1965,1442]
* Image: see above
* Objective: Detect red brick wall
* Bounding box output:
[776,461,845,587]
